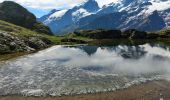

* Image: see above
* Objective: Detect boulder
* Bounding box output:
[0,31,52,54]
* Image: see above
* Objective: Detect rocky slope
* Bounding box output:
[0,20,52,54]
[0,1,52,35]
[0,31,51,54]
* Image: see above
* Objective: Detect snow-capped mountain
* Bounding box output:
[38,0,99,34]
[79,0,169,31]
[38,9,59,22]
[78,0,170,32]
[38,0,170,34]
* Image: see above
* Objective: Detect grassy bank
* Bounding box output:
[0,20,64,44]
[0,20,63,55]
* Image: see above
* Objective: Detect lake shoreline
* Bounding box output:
[0,38,170,61]
[1,38,170,61]
[0,44,88,61]
[0,80,169,100]
[1,44,170,99]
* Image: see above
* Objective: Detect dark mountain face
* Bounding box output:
[0,1,52,35]
[80,0,100,12]
[98,4,119,15]
[137,11,166,31]
[78,10,166,32]
[79,12,127,30]
[121,0,136,6]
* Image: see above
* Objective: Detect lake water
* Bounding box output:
[0,44,170,96]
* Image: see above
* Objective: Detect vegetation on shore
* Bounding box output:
[67,29,170,40]
[60,29,170,46]
[1,19,170,55]
[1,1,170,57]
[0,20,63,55]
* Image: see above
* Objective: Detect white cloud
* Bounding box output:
[0,0,118,10]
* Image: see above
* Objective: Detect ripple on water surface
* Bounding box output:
[0,44,170,96]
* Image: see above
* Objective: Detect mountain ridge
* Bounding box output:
[38,0,100,34]
[38,0,170,35]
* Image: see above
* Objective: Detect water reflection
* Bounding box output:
[0,44,170,96]
[75,46,98,55]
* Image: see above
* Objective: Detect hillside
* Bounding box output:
[0,20,60,54]
[0,1,52,35]
[1,6,170,55]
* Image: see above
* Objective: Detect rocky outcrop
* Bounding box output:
[0,31,52,54]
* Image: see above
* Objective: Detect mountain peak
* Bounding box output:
[1,1,18,5]
[80,0,100,12]
[0,1,27,10]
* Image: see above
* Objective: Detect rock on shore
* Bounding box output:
[0,31,52,54]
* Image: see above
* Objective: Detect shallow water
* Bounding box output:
[0,44,170,96]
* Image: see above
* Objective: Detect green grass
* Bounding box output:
[0,20,64,44]
[158,28,170,35]
[66,32,92,41]
[1,19,170,46]
[0,20,91,45]
[0,20,41,37]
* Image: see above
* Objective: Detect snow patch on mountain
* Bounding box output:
[38,0,100,34]
[44,9,67,24]
[50,10,68,19]
[146,0,170,13]
[72,8,93,21]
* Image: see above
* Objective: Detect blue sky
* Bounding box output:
[0,0,118,18]
[27,8,49,18]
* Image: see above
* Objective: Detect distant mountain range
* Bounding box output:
[38,0,170,35]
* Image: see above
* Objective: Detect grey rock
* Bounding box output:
[0,31,52,54]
